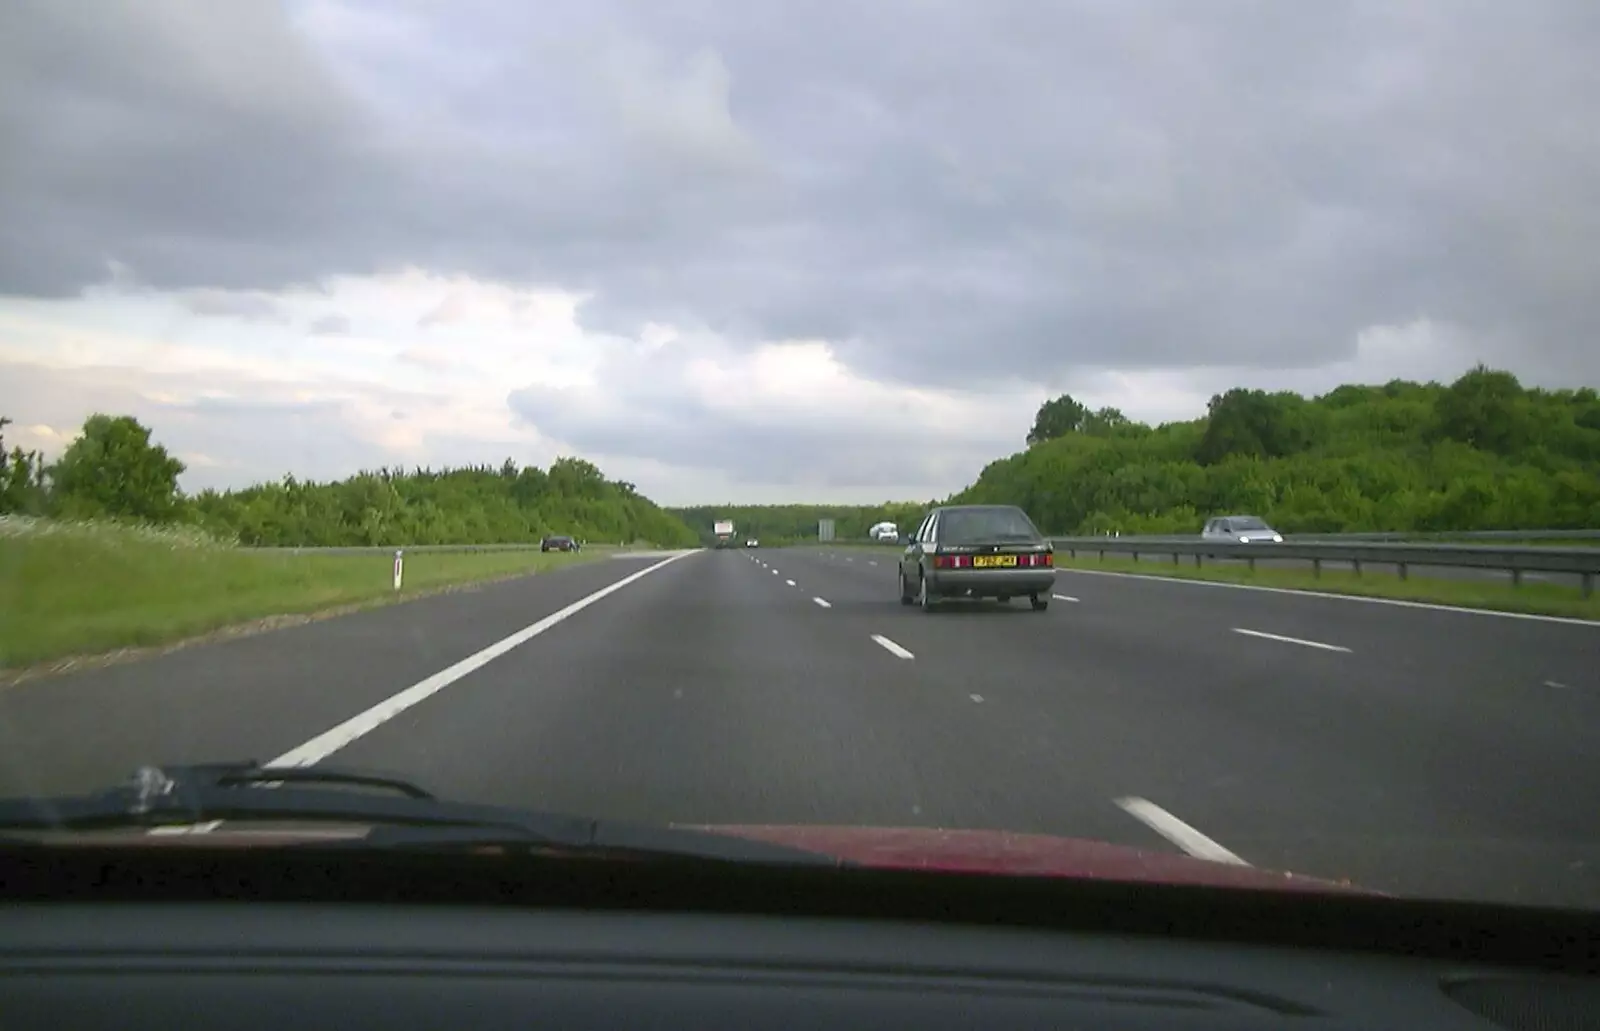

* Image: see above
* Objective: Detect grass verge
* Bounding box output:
[0,520,606,671]
[1053,553,1600,621]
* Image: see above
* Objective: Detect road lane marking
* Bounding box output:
[969,693,984,703]
[772,569,780,575]
[1115,797,1248,866]
[148,821,224,835]
[1052,594,1080,602]
[1055,567,1600,627]
[812,597,832,608]
[785,579,796,586]
[871,634,914,659]
[868,561,878,566]
[267,550,698,768]
[1233,627,1351,652]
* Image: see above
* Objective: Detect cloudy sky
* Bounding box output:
[2,1,1598,504]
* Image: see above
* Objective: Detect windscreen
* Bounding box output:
[3,1,1597,922]
[938,509,1042,543]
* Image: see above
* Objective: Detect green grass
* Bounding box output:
[1053,553,1600,621]
[0,518,606,670]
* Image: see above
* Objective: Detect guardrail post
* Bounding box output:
[1312,558,1321,579]
[1352,559,1362,577]
[1193,553,1201,568]
[1511,569,1522,588]
[1398,562,1407,581]
[1584,572,1594,599]
[1172,551,1180,566]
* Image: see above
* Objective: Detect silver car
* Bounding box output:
[1200,515,1283,544]
[898,505,1056,612]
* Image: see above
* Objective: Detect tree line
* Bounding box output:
[0,414,698,548]
[666,502,937,545]
[958,365,1600,535]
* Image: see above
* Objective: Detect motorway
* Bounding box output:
[2,546,1599,908]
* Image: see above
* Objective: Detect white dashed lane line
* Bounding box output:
[1115,797,1248,866]
[1232,628,1351,653]
[870,634,915,660]
[1052,594,1080,603]
[785,579,796,586]
[813,597,832,609]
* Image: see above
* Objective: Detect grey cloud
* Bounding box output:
[182,289,288,322]
[0,359,371,489]
[308,314,351,335]
[5,0,1600,399]
[506,339,1016,491]
[512,378,997,490]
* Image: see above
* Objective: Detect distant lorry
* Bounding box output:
[713,519,735,548]
[868,521,899,543]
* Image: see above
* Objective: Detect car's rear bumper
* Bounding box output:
[927,568,1056,597]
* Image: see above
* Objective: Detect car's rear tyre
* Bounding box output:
[899,570,913,605]
[1030,593,1049,611]
[918,572,936,612]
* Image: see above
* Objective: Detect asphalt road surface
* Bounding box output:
[3,547,1598,909]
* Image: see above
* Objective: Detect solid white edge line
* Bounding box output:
[1056,567,1600,627]
[870,634,915,659]
[267,550,697,768]
[1052,594,1080,602]
[1233,627,1351,652]
[1115,796,1248,866]
[812,597,832,608]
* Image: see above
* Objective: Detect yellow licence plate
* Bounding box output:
[972,555,1017,568]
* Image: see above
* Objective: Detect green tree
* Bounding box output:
[1027,394,1088,445]
[50,414,186,522]
[0,416,48,515]
[940,365,1599,535]
[1195,389,1312,465]
[1435,364,1526,453]
[1080,406,1136,437]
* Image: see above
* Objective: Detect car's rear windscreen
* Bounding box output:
[939,508,1042,543]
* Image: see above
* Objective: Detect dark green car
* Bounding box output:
[897,505,1055,612]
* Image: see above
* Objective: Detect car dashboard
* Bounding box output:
[1,847,1597,1030]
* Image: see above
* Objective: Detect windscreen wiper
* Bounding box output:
[0,762,841,866]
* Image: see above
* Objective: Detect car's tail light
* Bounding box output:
[933,554,972,569]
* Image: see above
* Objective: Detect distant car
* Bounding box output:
[540,535,579,553]
[898,504,1055,612]
[745,538,760,548]
[1200,516,1283,544]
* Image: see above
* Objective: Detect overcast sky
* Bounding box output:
[2,1,1598,504]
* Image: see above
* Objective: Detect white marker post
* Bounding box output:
[393,549,404,590]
